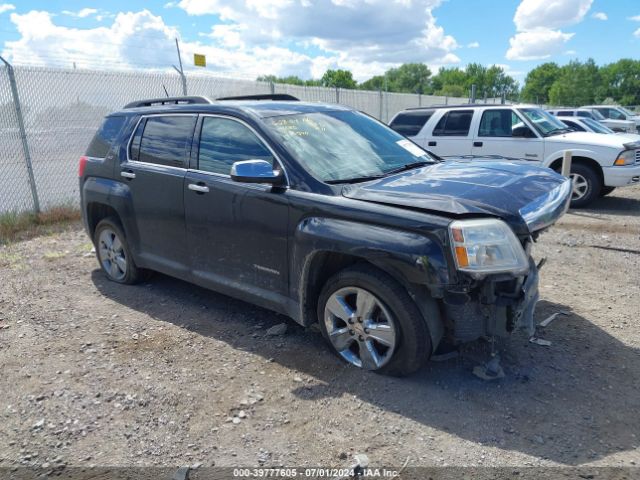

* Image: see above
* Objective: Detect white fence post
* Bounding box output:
[562,151,572,177]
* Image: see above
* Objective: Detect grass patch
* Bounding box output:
[0,205,81,245]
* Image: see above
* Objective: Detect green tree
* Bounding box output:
[320,69,357,89]
[548,59,600,106]
[520,62,561,104]
[596,59,640,105]
[431,67,468,95]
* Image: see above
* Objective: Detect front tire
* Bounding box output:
[567,163,602,208]
[317,264,432,376]
[94,217,145,285]
[599,186,615,197]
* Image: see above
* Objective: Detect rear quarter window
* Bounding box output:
[86,116,126,158]
[389,111,434,137]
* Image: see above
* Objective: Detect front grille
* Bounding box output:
[635,149,640,165]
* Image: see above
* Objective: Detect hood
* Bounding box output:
[545,131,629,148]
[342,160,571,235]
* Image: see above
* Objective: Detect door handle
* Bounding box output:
[188,183,209,194]
[473,141,483,147]
[120,171,136,179]
[428,141,437,146]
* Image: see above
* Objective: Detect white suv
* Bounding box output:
[582,105,640,134]
[547,108,635,133]
[388,104,640,207]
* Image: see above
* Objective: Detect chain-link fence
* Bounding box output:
[0,65,480,215]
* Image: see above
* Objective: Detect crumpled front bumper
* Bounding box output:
[443,257,540,342]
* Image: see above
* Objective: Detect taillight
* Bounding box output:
[78,155,88,177]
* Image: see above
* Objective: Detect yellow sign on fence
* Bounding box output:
[194,54,206,67]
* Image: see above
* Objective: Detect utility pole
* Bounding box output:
[173,38,187,96]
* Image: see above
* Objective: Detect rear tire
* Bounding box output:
[567,163,602,208]
[599,186,615,197]
[317,264,433,376]
[94,217,146,285]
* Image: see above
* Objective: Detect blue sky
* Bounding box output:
[0,0,638,83]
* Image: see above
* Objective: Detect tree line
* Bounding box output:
[258,58,640,106]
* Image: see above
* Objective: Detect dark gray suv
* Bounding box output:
[80,95,571,376]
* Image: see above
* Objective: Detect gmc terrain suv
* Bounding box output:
[80,95,571,376]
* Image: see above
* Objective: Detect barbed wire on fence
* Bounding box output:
[0,63,493,215]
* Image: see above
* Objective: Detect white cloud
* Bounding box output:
[2,2,460,81]
[629,15,640,21]
[506,29,574,60]
[591,12,607,21]
[514,0,593,31]
[467,41,479,48]
[565,49,577,55]
[507,0,590,61]
[634,27,640,38]
[0,3,14,14]
[177,0,460,67]
[62,8,98,18]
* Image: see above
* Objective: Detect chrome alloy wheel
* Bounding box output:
[323,287,398,370]
[570,172,589,201]
[97,228,127,281]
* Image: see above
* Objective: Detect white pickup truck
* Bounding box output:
[389,104,640,207]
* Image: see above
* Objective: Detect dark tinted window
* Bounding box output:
[557,111,573,117]
[433,110,473,136]
[86,116,126,158]
[389,111,434,137]
[478,109,520,137]
[138,115,196,167]
[561,119,585,131]
[576,111,591,118]
[198,117,274,175]
[128,119,145,161]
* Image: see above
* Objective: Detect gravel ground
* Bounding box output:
[0,186,639,474]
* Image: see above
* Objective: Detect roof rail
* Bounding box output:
[216,94,299,101]
[123,96,212,109]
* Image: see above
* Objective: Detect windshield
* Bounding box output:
[265,110,435,182]
[618,106,637,117]
[518,108,569,136]
[581,117,614,134]
[589,109,606,120]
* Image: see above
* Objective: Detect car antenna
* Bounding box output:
[162,85,169,98]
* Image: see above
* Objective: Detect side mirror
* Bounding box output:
[512,126,535,138]
[230,159,284,185]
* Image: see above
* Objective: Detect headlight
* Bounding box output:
[614,149,636,166]
[449,219,529,277]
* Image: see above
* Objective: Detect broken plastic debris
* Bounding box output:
[538,311,569,328]
[529,336,552,346]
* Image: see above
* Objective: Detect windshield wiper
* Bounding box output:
[544,127,573,137]
[326,161,432,185]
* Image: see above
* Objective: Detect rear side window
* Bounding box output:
[137,115,197,168]
[86,116,126,158]
[562,120,584,131]
[557,111,573,117]
[576,111,591,118]
[198,117,274,175]
[433,110,473,136]
[389,111,434,137]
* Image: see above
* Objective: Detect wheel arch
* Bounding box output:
[548,155,604,185]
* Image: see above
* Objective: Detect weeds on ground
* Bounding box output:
[0,205,81,245]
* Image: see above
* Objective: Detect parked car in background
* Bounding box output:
[80,95,572,376]
[547,108,635,133]
[582,105,640,134]
[389,104,640,207]
[556,116,640,143]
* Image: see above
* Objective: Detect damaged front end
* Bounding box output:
[442,178,570,343]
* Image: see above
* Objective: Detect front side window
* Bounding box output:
[389,111,434,137]
[557,111,573,117]
[561,119,584,131]
[198,117,274,175]
[265,110,435,183]
[432,110,473,136]
[581,117,613,134]
[609,109,627,120]
[478,109,521,137]
[137,115,197,167]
